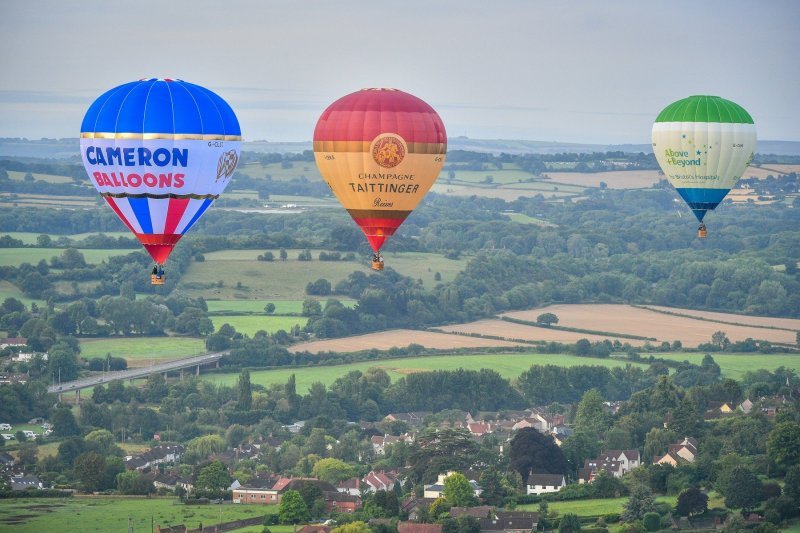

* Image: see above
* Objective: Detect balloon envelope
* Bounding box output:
[80,78,241,263]
[652,95,756,222]
[313,88,447,252]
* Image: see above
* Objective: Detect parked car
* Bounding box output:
[1,434,15,440]
[0,424,11,430]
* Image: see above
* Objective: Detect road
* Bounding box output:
[47,351,228,394]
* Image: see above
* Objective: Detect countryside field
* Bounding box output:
[657,352,800,379]
[289,329,525,353]
[436,319,649,345]
[518,495,677,516]
[206,299,355,314]
[0,231,131,244]
[543,170,663,189]
[79,337,206,366]
[202,352,651,391]
[0,247,132,267]
[0,497,277,533]
[179,249,467,300]
[501,304,799,347]
[211,315,306,336]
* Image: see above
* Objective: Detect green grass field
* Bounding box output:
[0,280,40,306]
[206,299,356,314]
[505,213,557,226]
[519,495,676,517]
[7,170,75,184]
[211,315,307,336]
[0,247,131,267]
[655,352,800,379]
[0,497,277,533]
[0,231,131,245]
[201,352,651,392]
[79,337,206,362]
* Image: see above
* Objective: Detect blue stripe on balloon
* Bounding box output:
[180,198,213,234]
[675,188,730,222]
[128,197,154,234]
[80,80,240,136]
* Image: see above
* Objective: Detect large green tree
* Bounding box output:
[238,369,252,411]
[443,472,477,507]
[766,422,800,471]
[311,458,356,484]
[74,451,107,492]
[676,487,708,517]
[723,467,764,512]
[509,427,568,484]
[279,489,311,525]
[622,484,656,522]
[195,460,231,493]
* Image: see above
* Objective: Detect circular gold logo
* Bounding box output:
[372,135,406,168]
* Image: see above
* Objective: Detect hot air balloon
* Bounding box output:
[313,88,446,270]
[80,78,241,283]
[652,95,756,238]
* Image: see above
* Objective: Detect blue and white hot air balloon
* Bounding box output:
[80,78,241,281]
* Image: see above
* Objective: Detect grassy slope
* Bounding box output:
[0,497,277,533]
[0,247,131,267]
[202,353,650,392]
[79,337,206,361]
[656,352,800,379]
[519,495,677,516]
[211,315,307,336]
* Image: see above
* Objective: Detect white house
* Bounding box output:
[424,472,481,499]
[526,473,566,496]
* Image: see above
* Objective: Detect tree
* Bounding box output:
[17,442,37,466]
[711,331,730,350]
[279,489,310,525]
[784,465,800,502]
[574,388,611,439]
[444,472,477,506]
[265,303,276,314]
[723,467,764,512]
[442,516,481,533]
[509,427,568,484]
[196,460,231,493]
[312,458,356,484]
[676,487,708,517]
[331,522,370,533]
[766,422,800,471]
[52,406,81,437]
[302,299,322,317]
[280,248,288,261]
[74,451,107,492]
[536,313,559,326]
[622,484,656,522]
[116,470,154,495]
[558,513,581,533]
[238,369,253,411]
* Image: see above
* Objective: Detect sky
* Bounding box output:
[1,1,798,144]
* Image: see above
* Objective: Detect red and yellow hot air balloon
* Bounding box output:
[313,88,446,270]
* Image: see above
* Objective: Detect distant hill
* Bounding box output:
[2,136,800,158]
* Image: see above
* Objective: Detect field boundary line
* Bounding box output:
[499,316,657,341]
[632,304,798,333]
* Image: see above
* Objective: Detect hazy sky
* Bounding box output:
[1,1,798,143]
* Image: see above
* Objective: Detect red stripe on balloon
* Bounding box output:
[314,89,446,144]
[350,216,407,252]
[163,198,191,235]
[103,196,137,234]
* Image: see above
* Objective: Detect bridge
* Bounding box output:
[48,351,228,402]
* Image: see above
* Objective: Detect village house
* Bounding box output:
[362,470,399,493]
[0,373,28,385]
[578,449,640,482]
[450,506,493,519]
[337,476,362,496]
[397,523,443,533]
[479,512,538,533]
[324,491,362,513]
[233,477,338,505]
[383,412,432,429]
[401,497,437,522]
[654,437,698,465]
[10,473,43,491]
[124,444,185,471]
[0,337,27,349]
[151,471,194,494]
[424,472,481,499]
[371,434,413,455]
[526,473,566,495]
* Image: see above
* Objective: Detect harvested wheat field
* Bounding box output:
[436,319,647,345]
[502,304,798,347]
[742,165,793,179]
[544,170,663,189]
[758,164,800,175]
[443,186,577,201]
[289,329,524,354]
[641,305,800,331]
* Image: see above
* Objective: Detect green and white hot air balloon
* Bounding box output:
[652,95,756,238]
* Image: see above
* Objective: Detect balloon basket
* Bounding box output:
[151,274,166,285]
[371,261,384,271]
[698,225,707,239]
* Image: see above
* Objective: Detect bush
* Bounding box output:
[602,513,621,524]
[642,512,660,532]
